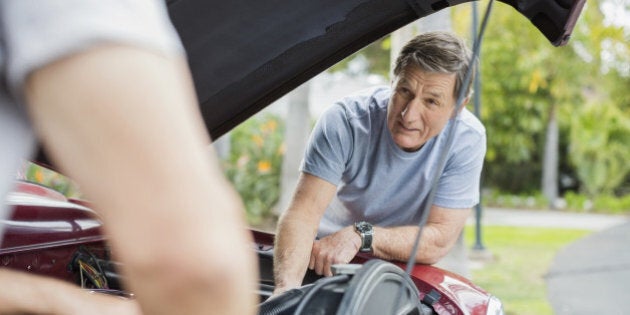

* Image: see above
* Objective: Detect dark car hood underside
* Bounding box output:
[165,0,585,139]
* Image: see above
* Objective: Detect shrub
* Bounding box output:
[482,189,548,210]
[223,113,285,224]
[593,194,630,214]
[563,191,592,212]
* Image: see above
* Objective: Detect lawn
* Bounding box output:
[465,225,590,315]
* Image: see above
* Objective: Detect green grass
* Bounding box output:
[465,226,590,315]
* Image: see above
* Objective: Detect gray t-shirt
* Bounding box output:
[300,86,486,237]
[0,1,183,238]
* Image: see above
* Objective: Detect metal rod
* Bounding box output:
[472,0,486,251]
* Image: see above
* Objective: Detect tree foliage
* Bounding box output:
[453,1,630,196]
[569,102,630,196]
[564,0,630,196]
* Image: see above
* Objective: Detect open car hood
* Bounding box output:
[166,0,585,139]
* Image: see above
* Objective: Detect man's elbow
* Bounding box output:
[414,243,452,265]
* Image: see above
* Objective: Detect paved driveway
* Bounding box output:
[546,221,630,315]
[462,207,629,314]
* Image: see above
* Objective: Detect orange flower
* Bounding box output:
[252,135,264,147]
[257,160,272,174]
[34,169,44,183]
[262,120,278,133]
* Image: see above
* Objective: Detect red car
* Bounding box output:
[2,180,500,314]
[1,0,585,314]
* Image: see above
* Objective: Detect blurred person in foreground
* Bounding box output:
[273,31,485,295]
[0,1,256,314]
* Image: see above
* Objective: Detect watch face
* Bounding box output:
[356,221,372,233]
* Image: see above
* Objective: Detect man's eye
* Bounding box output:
[425,99,439,106]
[398,88,411,97]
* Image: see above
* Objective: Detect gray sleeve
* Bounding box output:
[300,103,353,186]
[0,0,184,99]
[434,124,487,209]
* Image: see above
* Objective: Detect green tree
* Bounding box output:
[453,3,577,193]
[453,1,630,199]
[569,103,630,196]
[563,0,630,197]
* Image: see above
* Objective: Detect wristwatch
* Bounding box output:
[354,221,374,253]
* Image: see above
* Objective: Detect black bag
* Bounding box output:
[259,259,433,315]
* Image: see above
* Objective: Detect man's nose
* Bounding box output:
[401,98,422,121]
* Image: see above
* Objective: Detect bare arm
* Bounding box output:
[372,206,472,264]
[0,269,140,315]
[308,205,470,277]
[273,173,336,295]
[24,45,257,315]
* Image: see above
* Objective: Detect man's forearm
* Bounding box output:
[273,173,336,294]
[273,213,317,293]
[371,207,470,264]
[371,225,455,264]
[0,269,140,315]
[25,46,257,315]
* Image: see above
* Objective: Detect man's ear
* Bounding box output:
[451,96,470,118]
[459,96,470,113]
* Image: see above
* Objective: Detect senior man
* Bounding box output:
[273,31,486,295]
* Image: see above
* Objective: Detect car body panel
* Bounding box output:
[252,229,491,315]
[1,182,107,285]
[2,185,491,314]
[2,182,104,254]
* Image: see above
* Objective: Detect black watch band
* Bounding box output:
[354,221,373,253]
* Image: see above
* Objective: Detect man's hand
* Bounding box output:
[308,225,362,276]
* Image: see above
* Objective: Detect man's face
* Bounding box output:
[387,66,458,152]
